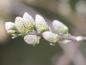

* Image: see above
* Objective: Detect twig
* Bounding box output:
[61,34,86,42]
[58,40,86,65]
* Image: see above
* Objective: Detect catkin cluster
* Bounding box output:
[5,12,69,46]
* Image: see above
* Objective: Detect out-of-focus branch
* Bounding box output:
[57,40,86,65]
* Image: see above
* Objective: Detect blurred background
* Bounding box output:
[0,0,86,65]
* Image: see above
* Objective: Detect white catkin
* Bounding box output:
[52,20,68,34]
[42,31,59,43]
[24,35,40,45]
[5,22,15,32]
[35,14,49,33]
[15,13,35,34]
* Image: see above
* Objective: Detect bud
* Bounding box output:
[23,12,34,24]
[24,35,40,45]
[42,31,59,44]
[15,13,35,34]
[15,17,26,33]
[5,22,18,39]
[5,22,16,34]
[23,12,35,33]
[52,20,69,35]
[35,14,49,33]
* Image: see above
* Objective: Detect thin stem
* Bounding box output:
[61,34,86,42]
